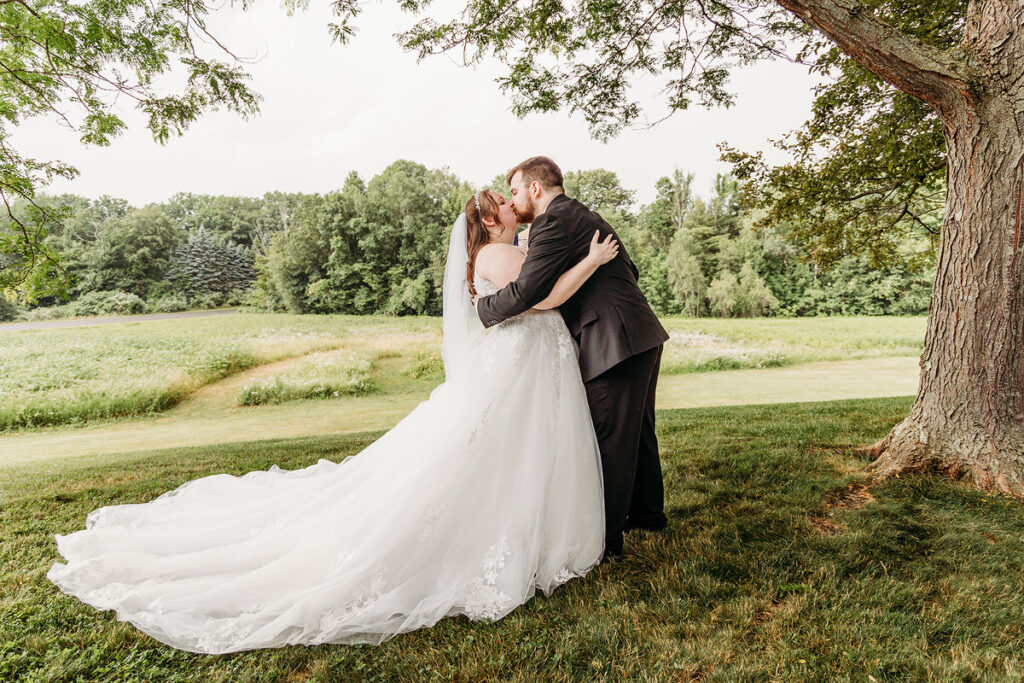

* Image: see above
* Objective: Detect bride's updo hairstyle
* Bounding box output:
[464,190,500,296]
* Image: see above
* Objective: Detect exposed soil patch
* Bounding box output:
[809,515,844,536]
[826,482,876,509]
[752,594,795,625]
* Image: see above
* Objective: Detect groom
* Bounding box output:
[473,156,670,561]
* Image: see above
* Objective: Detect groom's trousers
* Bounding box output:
[583,343,666,556]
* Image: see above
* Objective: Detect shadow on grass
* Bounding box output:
[3,396,1023,681]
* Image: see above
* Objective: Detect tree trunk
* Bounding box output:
[865,83,1024,493]
[773,2,1024,492]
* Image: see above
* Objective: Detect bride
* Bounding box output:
[46,189,621,654]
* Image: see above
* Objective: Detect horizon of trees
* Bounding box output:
[0,159,936,322]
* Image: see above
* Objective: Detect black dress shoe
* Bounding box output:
[624,520,667,533]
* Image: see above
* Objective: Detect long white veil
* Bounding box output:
[441,213,483,383]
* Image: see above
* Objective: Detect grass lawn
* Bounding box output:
[4,397,1022,681]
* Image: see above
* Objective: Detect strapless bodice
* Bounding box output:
[473,277,499,297]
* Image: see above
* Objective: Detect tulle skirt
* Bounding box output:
[47,309,605,653]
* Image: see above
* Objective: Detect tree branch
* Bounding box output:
[775,0,971,114]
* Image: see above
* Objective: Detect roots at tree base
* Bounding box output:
[858,412,1024,497]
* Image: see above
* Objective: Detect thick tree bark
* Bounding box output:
[783,1,1024,494]
[866,95,1024,494]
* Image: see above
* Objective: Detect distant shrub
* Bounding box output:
[405,351,445,380]
[22,304,75,320]
[149,293,190,313]
[69,291,148,316]
[661,331,790,374]
[192,291,228,310]
[0,296,22,322]
[237,354,374,406]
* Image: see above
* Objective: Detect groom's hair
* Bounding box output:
[506,156,564,191]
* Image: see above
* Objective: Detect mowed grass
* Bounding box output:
[4,397,1023,681]
[0,313,924,433]
[0,314,441,432]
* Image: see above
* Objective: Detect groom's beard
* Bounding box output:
[515,196,537,224]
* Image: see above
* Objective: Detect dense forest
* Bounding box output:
[0,159,936,322]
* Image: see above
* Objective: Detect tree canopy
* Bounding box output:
[395,0,961,267]
[0,0,261,301]
[1,0,967,301]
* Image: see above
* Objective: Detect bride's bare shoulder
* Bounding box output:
[477,243,524,262]
[475,243,525,286]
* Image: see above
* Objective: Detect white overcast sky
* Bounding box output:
[12,0,821,206]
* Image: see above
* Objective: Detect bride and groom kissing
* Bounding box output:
[47,156,671,653]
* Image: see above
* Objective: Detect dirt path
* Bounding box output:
[0,357,918,467]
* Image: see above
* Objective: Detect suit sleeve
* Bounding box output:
[475,218,572,328]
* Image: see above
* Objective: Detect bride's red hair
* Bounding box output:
[464,191,499,296]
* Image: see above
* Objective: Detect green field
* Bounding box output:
[4,398,1023,681]
[659,316,926,374]
[0,313,927,433]
[0,315,441,432]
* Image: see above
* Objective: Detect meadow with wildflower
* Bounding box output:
[237,351,377,405]
[0,313,926,434]
[659,316,926,374]
[0,314,440,432]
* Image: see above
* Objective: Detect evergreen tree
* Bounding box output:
[167,228,255,299]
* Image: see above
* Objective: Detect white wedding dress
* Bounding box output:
[46,267,606,654]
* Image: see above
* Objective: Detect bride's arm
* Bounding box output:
[476,232,619,309]
[533,231,618,310]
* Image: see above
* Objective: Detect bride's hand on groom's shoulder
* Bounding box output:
[586,230,619,266]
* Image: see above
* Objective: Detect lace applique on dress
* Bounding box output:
[196,619,261,653]
[462,536,513,620]
[417,502,448,542]
[552,567,578,584]
[316,572,387,637]
[466,403,494,452]
[474,277,499,297]
[556,325,576,362]
[325,548,360,578]
[241,601,272,617]
[474,277,534,328]
[86,582,133,609]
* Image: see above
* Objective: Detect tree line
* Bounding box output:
[0,160,935,322]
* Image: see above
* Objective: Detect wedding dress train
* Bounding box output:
[46,275,606,654]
